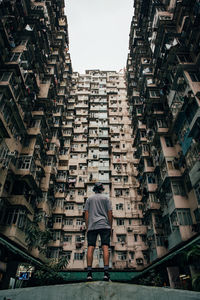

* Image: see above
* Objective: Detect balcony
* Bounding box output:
[0,110,11,138]
[168,227,182,250]
[48,240,63,248]
[53,223,63,230]
[189,107,200,140]
[8,195,34,215]
[99,153,109,159]
[0,224,26,248]
[15,156,37,179]
[144,201,160,214]
[189,160,200,187]
[160,165,182,183]
[52,206,64,215]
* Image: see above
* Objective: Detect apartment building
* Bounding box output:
[1,0,200,290]
[49,69,147,270]
[0,0,72,288]
[127,0,200,284]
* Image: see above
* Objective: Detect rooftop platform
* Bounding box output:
[0,281,199,300]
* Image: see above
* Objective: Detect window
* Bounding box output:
[63,251,71,260]
[63,235,72,242]
[64,219,73,225]
[53,231,61,241]
[65,203,74,210]
[48,248,59,259]
[141,234,146,242]
[55,199,64,208]
[78,190,84,196]
[74,253,84,260]
[165,137,173,147]
[177,209,192,225]
[116,219,124,226]
[172,180,186,196]
[142,144,149,152]
[55,217,62,223]
[117,252,127,260]
[5,209,27,230]
[46,156,53,166]
[149,193,159,203]
[75,235,82,242]
[136,108,143,114]
[130,252,134,259]
[194,183,200,205]
[149,90,160,97]
[157,119,167,128]
[115,189,123,197]
[17,156,32,169]
[76,219,83,226]
[146,158,154,167]
[127,203,131,210]
[117,235,126,243]
[0,144,9,160]
[136,258,144,265]
[138,204,143,210]
[0,72,12,82]
[134,234,138,242]
[170,211,179,229]
[125,189,129,195]
[116,203,123,210]
[147,175,156,184]
[188,71,200,82]
[23,137,31,147]
[194,208,200,223]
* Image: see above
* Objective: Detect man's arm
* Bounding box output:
[85,210,89,231]
[108,210,113,229]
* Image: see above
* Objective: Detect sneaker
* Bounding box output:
[87,271,93,281]
[103,271,110,281]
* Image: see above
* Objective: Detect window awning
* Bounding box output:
[0,236,44,267]
[136,234,200,279]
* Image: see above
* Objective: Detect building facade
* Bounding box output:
[127,0,200,282]
[0,0,72,287]
[50,70,147,270]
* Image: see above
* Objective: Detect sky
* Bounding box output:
[65,0,133,73]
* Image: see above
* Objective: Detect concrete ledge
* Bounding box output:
[0,281,199,300]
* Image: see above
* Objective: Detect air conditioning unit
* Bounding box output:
[136,258,144,265]
[177,77,184,85]
[8,151,16,157]
[35,145,40,150]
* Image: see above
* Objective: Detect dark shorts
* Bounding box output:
[87,229,111,247]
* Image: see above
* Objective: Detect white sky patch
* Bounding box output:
[65,0,133,73]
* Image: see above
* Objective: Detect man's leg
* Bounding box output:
[102,245,109,266]
[86,230,98,281]
[100,229,111,281]
[87,246,95,267]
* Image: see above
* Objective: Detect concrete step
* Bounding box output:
[0,281,199,300]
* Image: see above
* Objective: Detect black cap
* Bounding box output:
[93,182,105,192]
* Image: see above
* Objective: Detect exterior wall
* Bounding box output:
[127,0,200,265]
[50,70,147,270]
[0,0,72,282]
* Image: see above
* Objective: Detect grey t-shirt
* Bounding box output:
[84,193,112,231]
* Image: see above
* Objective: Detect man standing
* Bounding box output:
[84,182,112,281]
